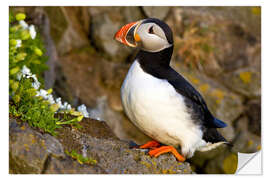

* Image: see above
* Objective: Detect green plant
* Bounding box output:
[9,12,48,91]
[9,12,87,135]
[65,150,97,165]
[11,78,60,135]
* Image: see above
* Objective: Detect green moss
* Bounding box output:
[140,160,152,169]
[65,150,97,165]
[251,7,261,15]
[211,89,225,104]
[239,71,251,84]
[223,154,237,174]
[199,84,210,93]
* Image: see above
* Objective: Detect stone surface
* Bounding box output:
[233,116,261,153]
[44,156,105,174]
[245,99,261,136]
[142,6,171,20]
[9,116,193,174]
[9,117,65,174]
[44,7,90,56]
[190,144,238,174]
[221,68,261,97]
[89,7,143,62]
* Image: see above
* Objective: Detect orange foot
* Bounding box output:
[140,140,160,149]
[149,146,186,162]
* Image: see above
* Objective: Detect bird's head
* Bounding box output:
[114,18,173,52]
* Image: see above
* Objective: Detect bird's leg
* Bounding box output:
[149,146,186,162]
[137,141,186,162]
[139,140,160,149]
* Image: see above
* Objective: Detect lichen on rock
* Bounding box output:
[9,116,193,174]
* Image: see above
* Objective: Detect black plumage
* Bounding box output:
[142,18,174,44]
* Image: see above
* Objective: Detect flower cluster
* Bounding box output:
[17,65,41,90]
[55,97,72,111]
[19,20,36,39]
[77,104,89,118]
[18,65,89,116]
[36,89,55,105]
[9,12,47,92]
[9,12,90,135]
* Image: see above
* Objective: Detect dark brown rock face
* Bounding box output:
[9,117,193,174]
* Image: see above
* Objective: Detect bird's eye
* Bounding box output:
[148,26,154,34]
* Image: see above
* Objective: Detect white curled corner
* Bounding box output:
[236,151,262,174]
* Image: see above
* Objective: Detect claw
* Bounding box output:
[129,141,139,149]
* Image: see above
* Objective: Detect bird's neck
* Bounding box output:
[137,46,173,71]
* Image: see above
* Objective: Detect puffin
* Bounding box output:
[114,18,228,162]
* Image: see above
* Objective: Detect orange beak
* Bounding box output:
[114,21,141,47]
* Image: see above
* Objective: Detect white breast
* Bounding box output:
[121,60,206,158]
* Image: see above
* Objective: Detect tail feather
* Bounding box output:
[203,128,227,143]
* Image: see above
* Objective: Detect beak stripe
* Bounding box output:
[114,22,138,46]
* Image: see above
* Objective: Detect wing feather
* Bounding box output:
[166,68,227,128]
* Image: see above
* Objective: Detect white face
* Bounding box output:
[136,22,172,52]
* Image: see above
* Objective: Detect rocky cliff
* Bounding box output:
[9,116,193,174]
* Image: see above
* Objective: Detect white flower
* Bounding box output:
[19,20,29,29]
[56,97,62,107]
[37,89,48,98]
[21,71,41,90]
[36,89,55,104]
[36,89,48,99]
[17,65,30,80]
[47,94,55,104]
[19,21,36,39]
[21,65,31,76]
[32,80,40,90]
[30,75,40,89]
[30,74,37,81]
[57,101,71,111]
[17,72,22,80]
[55,98,72,111]
[67,104,71,110]
[77,104,89,118]
[35,91,40,97]
[62,102,68,109]
[15,39,22,48]
[63,102,67,108]
[29,25,36,39]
